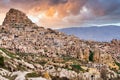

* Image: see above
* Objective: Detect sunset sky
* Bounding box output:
[0,0,120,28]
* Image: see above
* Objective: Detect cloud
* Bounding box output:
[86,0,120,16]
[0,0,120,28]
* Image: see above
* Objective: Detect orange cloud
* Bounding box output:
[30,0,87,17]
[0,0,120,28]
[0,0,89,28]
[46,7,56,17]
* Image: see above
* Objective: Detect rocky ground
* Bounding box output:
[0,8,120,80]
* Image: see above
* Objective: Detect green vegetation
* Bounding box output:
[62,55,77,62]
[39,60,47,66]
[3,75,17,80]
[26,72,40,77]
[115,62,120,67]
[0,48,16,58]
[89,50,94,62]
[44,49,48,52]
[118,72,120,74]
[17,66,27,71]
[0,56,4,67]
[71,64,84,73]
[62,56,80,65]
[115,62,120,69]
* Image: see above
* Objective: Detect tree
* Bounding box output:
[89,50,94,62]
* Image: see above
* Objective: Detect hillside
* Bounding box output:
[0,8,120,80]
[59,26,120,42]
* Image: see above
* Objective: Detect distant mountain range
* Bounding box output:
[58,26,120,42]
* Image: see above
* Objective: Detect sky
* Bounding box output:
[0,0,120,28]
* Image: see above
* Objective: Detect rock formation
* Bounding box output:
[0,8,120,80]
[2,8,35,27]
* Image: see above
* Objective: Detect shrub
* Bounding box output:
[26,72,40,77]
[44,49,48,52]
[71,64,84,72]
[0,48,16,58]
[115,62,120,69]
[0,56,4,67]
[39,60,47,66]
[115,62,120,67]
[89,50,94,62]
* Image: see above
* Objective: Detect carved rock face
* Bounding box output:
[2,8,34,27]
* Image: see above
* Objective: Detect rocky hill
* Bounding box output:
[0,8,120,80]
[2,8,36,27]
